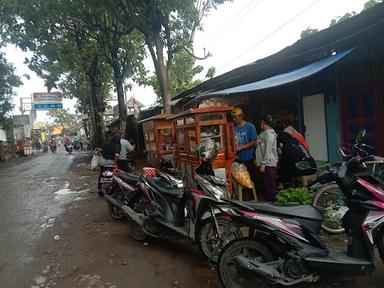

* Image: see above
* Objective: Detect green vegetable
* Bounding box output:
[276,187,312,205]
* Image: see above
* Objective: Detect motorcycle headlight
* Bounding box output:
[208,184,229,200]
[102,170,113,177]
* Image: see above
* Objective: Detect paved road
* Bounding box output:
[0,148,84,287]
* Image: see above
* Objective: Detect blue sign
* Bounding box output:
[33,103,63,110]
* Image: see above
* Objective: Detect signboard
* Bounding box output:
[33,103,63,110]
[33,92,63,110]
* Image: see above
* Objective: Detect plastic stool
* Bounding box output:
[234,180,257,201]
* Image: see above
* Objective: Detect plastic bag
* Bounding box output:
[231,162,253,189]
[91,154,101,170]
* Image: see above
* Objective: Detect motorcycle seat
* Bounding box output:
[117,170,139,186]
[238,201,322,221]
[145,176,184,199]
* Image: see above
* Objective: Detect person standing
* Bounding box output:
[119,137,134,172]
[232,107,258,186]
[256,114,278,202]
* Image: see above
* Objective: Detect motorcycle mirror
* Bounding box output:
[295,160,311,171]
[356,129,366,145]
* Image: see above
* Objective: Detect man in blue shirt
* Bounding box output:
[232,107,258,190]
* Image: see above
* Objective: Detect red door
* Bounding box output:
[341,84,384,156]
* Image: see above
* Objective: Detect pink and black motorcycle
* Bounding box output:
[217,135,384,287]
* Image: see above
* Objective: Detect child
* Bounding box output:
[256,114,278,202]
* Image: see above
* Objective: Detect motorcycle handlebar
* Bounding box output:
[360,155,375,164]
[308,171,333,187]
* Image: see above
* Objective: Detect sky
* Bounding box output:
[2,0,369,122]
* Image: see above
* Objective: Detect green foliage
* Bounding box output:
[276,187,312,205]
[109,0,228,112]
[300,27,319,39]
[0,53,22,124]
[329,12,357,27]
[363,0,382,10]
[47,108,78,127]
[205,66,216,79]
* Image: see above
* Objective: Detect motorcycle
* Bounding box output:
[74,142,81,151]
[311,130,381,233]
[103,153,139,216]
[105,139,242,261]
[43,142,49,153]
[217,132,384,287]
[50,141,57,153]
[64,143,73,154]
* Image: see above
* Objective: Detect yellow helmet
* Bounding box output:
[231,107,243,116]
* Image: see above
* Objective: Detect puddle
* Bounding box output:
[76,162,89,168]
[40,218,56,230]
[54,183,91,199]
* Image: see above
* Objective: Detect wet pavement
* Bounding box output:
[0,149,91,287]
[0,148,383,288]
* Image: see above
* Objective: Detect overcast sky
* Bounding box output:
[2,0,369,122]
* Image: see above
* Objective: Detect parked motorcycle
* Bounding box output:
[103,153,139,217]
[311,130,380,233]
[105,139,242,261]
[217,133,384,287]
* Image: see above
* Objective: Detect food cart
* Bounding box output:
[140,114,174,167]
[170,106,236,194]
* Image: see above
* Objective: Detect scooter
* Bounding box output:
[106,139,242,261]
[103,154,139,218]
[50,142,57,153]
[64,143,73,154]
[217,134,384,287]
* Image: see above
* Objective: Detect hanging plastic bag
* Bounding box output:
[231,162,253,189]
[91,154,101,170]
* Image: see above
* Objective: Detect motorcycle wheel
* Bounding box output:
[313,183,346,234]
[198,217,242,263]
[218,239,273,288]
[108,190,125,220]
[128,197,148,241]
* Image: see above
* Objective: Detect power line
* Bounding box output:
[219,0,257,32]
[217,0,323,73]
[221,0,264,34]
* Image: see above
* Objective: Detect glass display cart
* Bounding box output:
[170,106,236,194]
[140,114,174,167]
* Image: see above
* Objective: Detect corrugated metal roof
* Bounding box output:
[173,3,384,101]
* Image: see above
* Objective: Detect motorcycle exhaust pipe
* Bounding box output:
[234,256,278,279]
[104,194,144,226]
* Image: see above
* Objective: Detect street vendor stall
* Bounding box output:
[140,114,174,167]
[170,106,236,194]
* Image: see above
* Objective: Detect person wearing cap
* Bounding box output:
[232,107,258,189]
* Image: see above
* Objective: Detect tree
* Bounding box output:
[0,53,22,129]
[329,12,357,26]
[364,0,382,10]
[47,108,78,128]
[1,0,114,146]
[300,27,319,39]
[109,0,227,114]
[77,1,146,136]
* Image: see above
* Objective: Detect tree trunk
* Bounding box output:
[111,61,127,137]
[88,56,103,147]
[108,39,128,137]
[152,36,171,114]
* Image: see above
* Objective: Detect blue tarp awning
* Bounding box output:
[192,49,352,102]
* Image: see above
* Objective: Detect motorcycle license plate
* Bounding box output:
[100,177,113,183]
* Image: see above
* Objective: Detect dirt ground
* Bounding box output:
[31,154,218,288]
